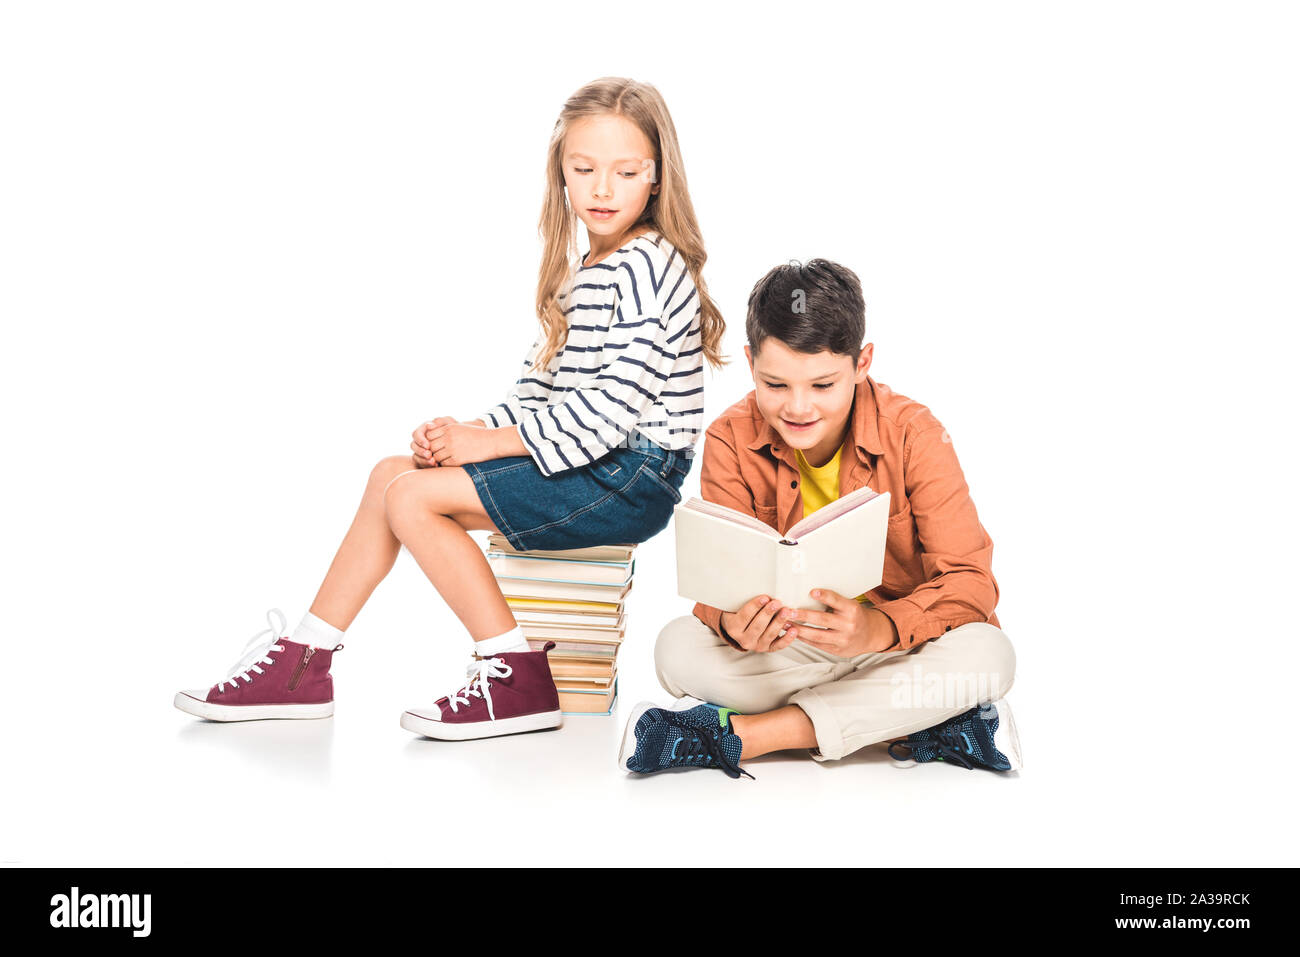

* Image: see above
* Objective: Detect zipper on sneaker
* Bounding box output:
[287,647,315,692]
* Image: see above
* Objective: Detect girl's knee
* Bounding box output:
[383,467,480,526]
[382,468,428,522]
[370,455,419,495]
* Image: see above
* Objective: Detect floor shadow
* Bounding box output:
[176,716,335,782]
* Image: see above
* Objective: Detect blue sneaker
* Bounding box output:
[618,697,753,779]
[888,699,1023,771]
[664,696,742,734]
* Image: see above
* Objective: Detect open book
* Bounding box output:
[674,486,891,613]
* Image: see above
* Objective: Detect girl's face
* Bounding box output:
[562,114,659,256]
[746,338,873,467]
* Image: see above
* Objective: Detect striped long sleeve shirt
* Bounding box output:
[480,231,705,477]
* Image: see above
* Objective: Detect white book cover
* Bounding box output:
[486,552,633,585]
[518,621,626,641]
[486,534,635,564]
[511,608,625,627]
[497,577,632,604]
[673,486,891,613]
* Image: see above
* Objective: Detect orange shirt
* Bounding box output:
[691,374,1000,651]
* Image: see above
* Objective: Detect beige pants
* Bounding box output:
[654,616,1017,761]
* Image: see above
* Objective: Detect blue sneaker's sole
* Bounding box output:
[617,701,658,771]
[617,696,708,772]
[990,699,1023,771]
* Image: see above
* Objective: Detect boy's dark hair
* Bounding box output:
[746,259,865,358]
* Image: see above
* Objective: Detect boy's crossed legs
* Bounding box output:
[620,614,1017,774]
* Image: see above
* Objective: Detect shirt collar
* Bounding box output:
[746,375,886,462]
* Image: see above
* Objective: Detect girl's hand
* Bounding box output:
[427,420,498,468]
[411,417,457,468]
[780,589,900,657]
[719,595,798,653]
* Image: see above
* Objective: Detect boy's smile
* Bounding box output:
[563,114,660,264]
[746,338,873,467]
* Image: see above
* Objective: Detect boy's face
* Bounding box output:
[745,337,873,467]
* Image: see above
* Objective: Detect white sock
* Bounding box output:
[474,626,529,657]
[292,611,346,650]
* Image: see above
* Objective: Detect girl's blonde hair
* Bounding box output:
[534,77,727,371]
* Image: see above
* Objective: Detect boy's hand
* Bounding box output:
[719,596,799,653]
[780,589,900,657]
[426,419,498,468]
[411,417,458,468]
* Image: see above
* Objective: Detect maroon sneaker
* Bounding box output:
[174,609,343,721]
[400,642,562,740]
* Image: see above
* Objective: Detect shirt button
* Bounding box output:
[790,480,798,489]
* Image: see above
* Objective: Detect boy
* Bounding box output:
[619,260,1020,778]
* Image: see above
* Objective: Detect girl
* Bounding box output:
[174,77,725,740]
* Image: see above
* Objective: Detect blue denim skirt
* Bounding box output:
[464,443,693,551]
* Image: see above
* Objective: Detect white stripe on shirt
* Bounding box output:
[480,231,704,477]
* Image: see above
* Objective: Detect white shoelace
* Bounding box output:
[217,608,287,693]
[445,656,512,720]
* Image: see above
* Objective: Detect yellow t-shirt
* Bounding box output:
[795,445,870,606]
[794,446,841,516]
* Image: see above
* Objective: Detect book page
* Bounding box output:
[674,501,781,611]
[782,491,892,606]
[786,485,881,541]
[677,497,782,538]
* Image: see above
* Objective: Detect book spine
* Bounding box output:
[774,540,806,607]
[558,679,618,716]
[487,551,632,570]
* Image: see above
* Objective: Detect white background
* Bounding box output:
[2,0,1297,866]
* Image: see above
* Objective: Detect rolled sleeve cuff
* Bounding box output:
[872,598,936,651]
[873,598,989,651]
[693,601,743,649]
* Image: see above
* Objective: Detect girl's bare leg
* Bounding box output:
[306,456,422,629]
[307,455,509,636]
[381,465,516,639]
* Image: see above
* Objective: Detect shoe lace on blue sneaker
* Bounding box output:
[629,715,755,780]
[444,656,511,720]
[887,703,1013,772]
[217,608,288,693]
[677,726,747,777]
[928,723,979,770]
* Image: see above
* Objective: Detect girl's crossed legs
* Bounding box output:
[308,455,515,640]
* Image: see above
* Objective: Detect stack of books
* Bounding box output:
[485,533,634,715]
